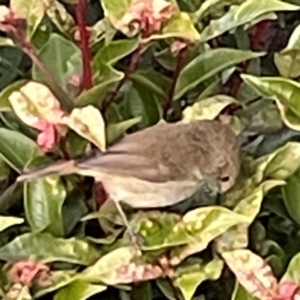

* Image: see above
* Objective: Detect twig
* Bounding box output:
[164,48,188,118]
[228,20,272,97]
[101,46,145,112]
[76,0,93,90]
[7,24,74,111]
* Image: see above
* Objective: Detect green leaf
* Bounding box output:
[0,215,24,232]
[0,37,14,46]
[0,80,28,112]
[0,157,10,181]
[54,281,106,300]
[32,33,82,92]
[0,232,99,265]
[281,252,300,284]
[0,128,42,172]
[92,39,139,85]
[174,48,264,100]
[24,177,67,237]
[134,207,249,261]
[242,74,300,122]
[130,70,172,99]
[0,47,24,90]
[149,12,200,42]
[282,168,300,225]
[174,258,224,300]
[182,95,239,122]
[33,270,78,299]
[75,81,115,107]
[274,24,300,78]
[123,85,161,130]
[200,0,300,41]
[80,246,135,285]
[263,142,300,181]
[10,0,46,36]
[231,282,259,300]
[101,0,130,20]
[195,0,244,21]
[106,117,142,144]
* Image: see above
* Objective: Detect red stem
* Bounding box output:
[102,46,145,111]
[164,48,188,117]
[76,0,93,90]
[229,20,272,97]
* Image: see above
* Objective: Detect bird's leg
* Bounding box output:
[113,200,143,246]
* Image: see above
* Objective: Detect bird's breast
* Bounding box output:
[95,172,202,209]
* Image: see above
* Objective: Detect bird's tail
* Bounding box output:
[16,160,77,182]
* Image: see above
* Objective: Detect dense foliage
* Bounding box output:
[1,0,300,299]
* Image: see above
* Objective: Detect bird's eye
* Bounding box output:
[221,176,230,182]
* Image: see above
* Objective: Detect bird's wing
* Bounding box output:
[78,152,171,183]
[77,121,175,183]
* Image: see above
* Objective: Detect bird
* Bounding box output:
[17,119,240,240]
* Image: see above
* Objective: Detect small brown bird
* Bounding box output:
[17,119,240,238]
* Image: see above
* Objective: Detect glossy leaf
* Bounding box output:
[130,70,172,99]
[0,128,42,172]
[175,49,264,100]
[200,0,300,42]
[282,168,300,226]
[231,282,259,300]
[106,117,141,143]
[24,177,66,237]
[10,0,47,36]
[62,105,106,151]
[0,47,24,90]
[195,0,244,21]
[274,24,300,78]
[0,79,28,112]
[33,270,78,299]
[182,95,238,122]
[242,74,300,130]
[140,206,251,264]
[54,281,106,300]
[8,81,67,134]
[75,81,114,107]
[0,232,99,265]
[124,85,161,129]
[174,258,224,300]
[92,39,139,85]
[281,252,300,284]
[80,246,136,284]
[0,215,23,232]
[263,142,300,180]
[32,33,82,92]
[149,12,200,42]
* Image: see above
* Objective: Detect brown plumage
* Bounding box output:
[17,119,240,209]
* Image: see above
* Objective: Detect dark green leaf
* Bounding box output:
[0,128,42,172]
[32,33,82,92]
[24,177,67,237]
[0,47,24,90]
[282,168,300,225]
[175,49,265,100]
[200,0,300,42]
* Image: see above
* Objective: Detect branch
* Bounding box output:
[228,20,272,97]
[7,23,74,112]
[76,0,93,90]
[164,47,188,117]
[101,46,145,112]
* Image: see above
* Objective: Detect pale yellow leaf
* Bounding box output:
[62,105,106,151]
